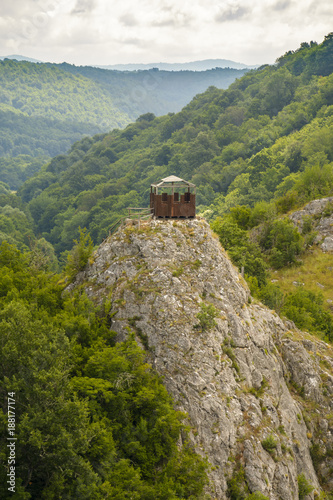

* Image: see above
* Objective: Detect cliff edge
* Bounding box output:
[71,218,333,499]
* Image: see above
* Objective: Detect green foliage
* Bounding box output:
[65,227,94,281]
[248,377,270,398]
[256,282,284,313]
[277,164,333,213]
[227,466,249,499]
[222,344,240,374]
[261,434,278,454]
[0,59,247,162]
[0,242,209,499]
[297,473,314,499]
[229,205,252,229]
[211,195,333,340]
[310,443,326,470]
[195,302,218,331]
[247,494,269,500]
[172,266,184,277]
[0,204,35,250]
[227,466,268,500]
[281,289,333,341]
[7,33,333,258]
[260,218,303,269]
[28,237,59,272]
[211,217,267,286]
[0,59,129,133]
[0,156,49,190]
[248,201,277,228]
[0,108,102,159]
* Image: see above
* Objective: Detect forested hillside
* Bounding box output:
[0,59,246,160]
[1,34,333,499]
[1,33,330,343]
[0,59,247,189]
[12,34,333,248]
[0,59,131,129]
[58,63,248,118]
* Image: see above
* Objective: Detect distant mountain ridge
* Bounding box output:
[96,59,258,71]
[0,54,257,70]
[0,54,42,63]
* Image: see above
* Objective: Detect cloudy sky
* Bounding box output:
[1,0,332,66]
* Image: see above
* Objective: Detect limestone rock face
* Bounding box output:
[289,196,333,252]
[72,218,333,499]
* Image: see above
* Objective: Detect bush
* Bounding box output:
[247,493,269,500]
[257,282,284,313]
[227,465,269,500]
[65,227,94,282]
[195,302,218,331]
[227,466,249,500]
[248,201,277,228]
[229,205,251,229]
[298,473,314,499]
[261,434,278,453]
[282,289,333,340]
[275,191,298,214]
[260,218,303,268]
[212,217,268,286]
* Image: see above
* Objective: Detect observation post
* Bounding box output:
[150,175,196,218]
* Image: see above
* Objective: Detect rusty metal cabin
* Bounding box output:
[150,175,196,218]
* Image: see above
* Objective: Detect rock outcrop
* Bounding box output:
[289,197,333,252]
[71,218,333,499]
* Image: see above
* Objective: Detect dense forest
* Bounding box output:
[0,242,209,499]
[1,32,332,336]
[9,34,333,248]
[0,59,246,183]
[56,64,247,119]
[1,33,333,498]
[0,59,247,190]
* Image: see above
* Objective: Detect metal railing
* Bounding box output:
[109,218,125,236]
[127,207,154,217]
[109,207,154,236]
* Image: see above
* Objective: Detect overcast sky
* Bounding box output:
[1,0,332,66]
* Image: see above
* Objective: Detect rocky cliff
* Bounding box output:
[289,196,333,252]
[71,218,333,499]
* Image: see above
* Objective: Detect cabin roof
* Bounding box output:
[151,175,195,188]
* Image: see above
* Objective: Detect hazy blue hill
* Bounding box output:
[0,54,43,63]
[0,54,255,70]
[57,63,248,118]
[97,58,257,71]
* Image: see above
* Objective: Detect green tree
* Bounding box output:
[282,289,333,340]
[212,217,267,286]
[65,227,94,281]
[260,218,303,268]
[0,242,209,499]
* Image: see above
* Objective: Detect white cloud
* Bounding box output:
[0,0,332,65]
[119,14,139,27]
[215,3,250,23]
[71,0,97,15]
[273,0,292,11]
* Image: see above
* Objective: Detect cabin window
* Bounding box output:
[162,192,168,203]
[174,192,179,202]
[184,192,191,203]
